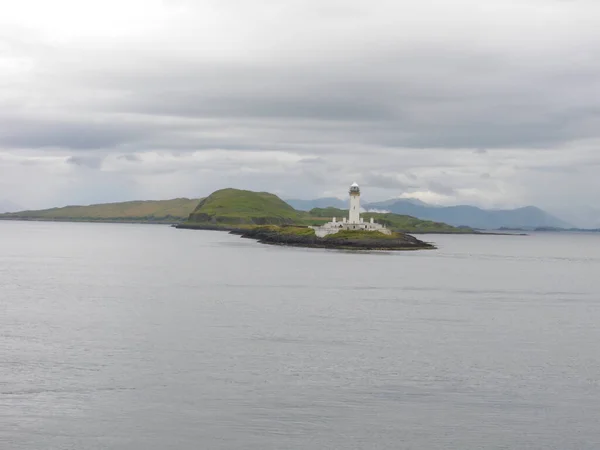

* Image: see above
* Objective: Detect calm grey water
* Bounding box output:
[1,221,600,449]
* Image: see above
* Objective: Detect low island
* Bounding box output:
[176,184,439,251]
[232,226,435,251]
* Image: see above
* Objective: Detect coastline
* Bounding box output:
[228,226,436,251]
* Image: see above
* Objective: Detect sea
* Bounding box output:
[1,221,600,450]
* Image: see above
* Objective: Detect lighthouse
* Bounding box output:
[309,182,391,236]
[348,182,361,224]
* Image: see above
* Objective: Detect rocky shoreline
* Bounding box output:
[174,223,249,232]
[230,227,436,251]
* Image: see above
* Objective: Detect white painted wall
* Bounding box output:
[349,193,360,223]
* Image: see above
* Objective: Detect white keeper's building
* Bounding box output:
[310,183,392,237]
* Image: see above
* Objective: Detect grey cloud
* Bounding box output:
[298,157,326,165]
[2,41,599,154]
[0,114,156,150]
[522,165,581,174]
[6,33,593,151]
[66,155,104,169]
[427,181,456,196]
[123,89,395,122]
[363,172,418,191]
[117,154,142,162]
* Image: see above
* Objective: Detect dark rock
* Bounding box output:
[236,228,435,251]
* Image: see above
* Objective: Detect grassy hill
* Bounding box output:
[308,207,474,233]
[184,188,305,226]
[0,198,200,223]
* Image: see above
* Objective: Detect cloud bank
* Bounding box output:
[1,0,599,225]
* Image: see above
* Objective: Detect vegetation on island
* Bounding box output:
[323,229,398,240]
[0,198,200,223]
[186,188,304,225]
[244,225,317,236]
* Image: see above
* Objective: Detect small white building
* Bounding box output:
[311,182,392,237]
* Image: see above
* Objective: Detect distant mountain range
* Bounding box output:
[285,197,572,230]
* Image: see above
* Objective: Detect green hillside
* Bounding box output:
[309,207,474,233]
[0,198,200,223]
[184,188,305,226]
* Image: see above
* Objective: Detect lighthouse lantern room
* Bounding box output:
[349,182,361,224]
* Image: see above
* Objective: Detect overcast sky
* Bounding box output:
[1,0,599,224]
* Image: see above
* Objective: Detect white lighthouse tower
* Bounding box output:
[348,182,361,224]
